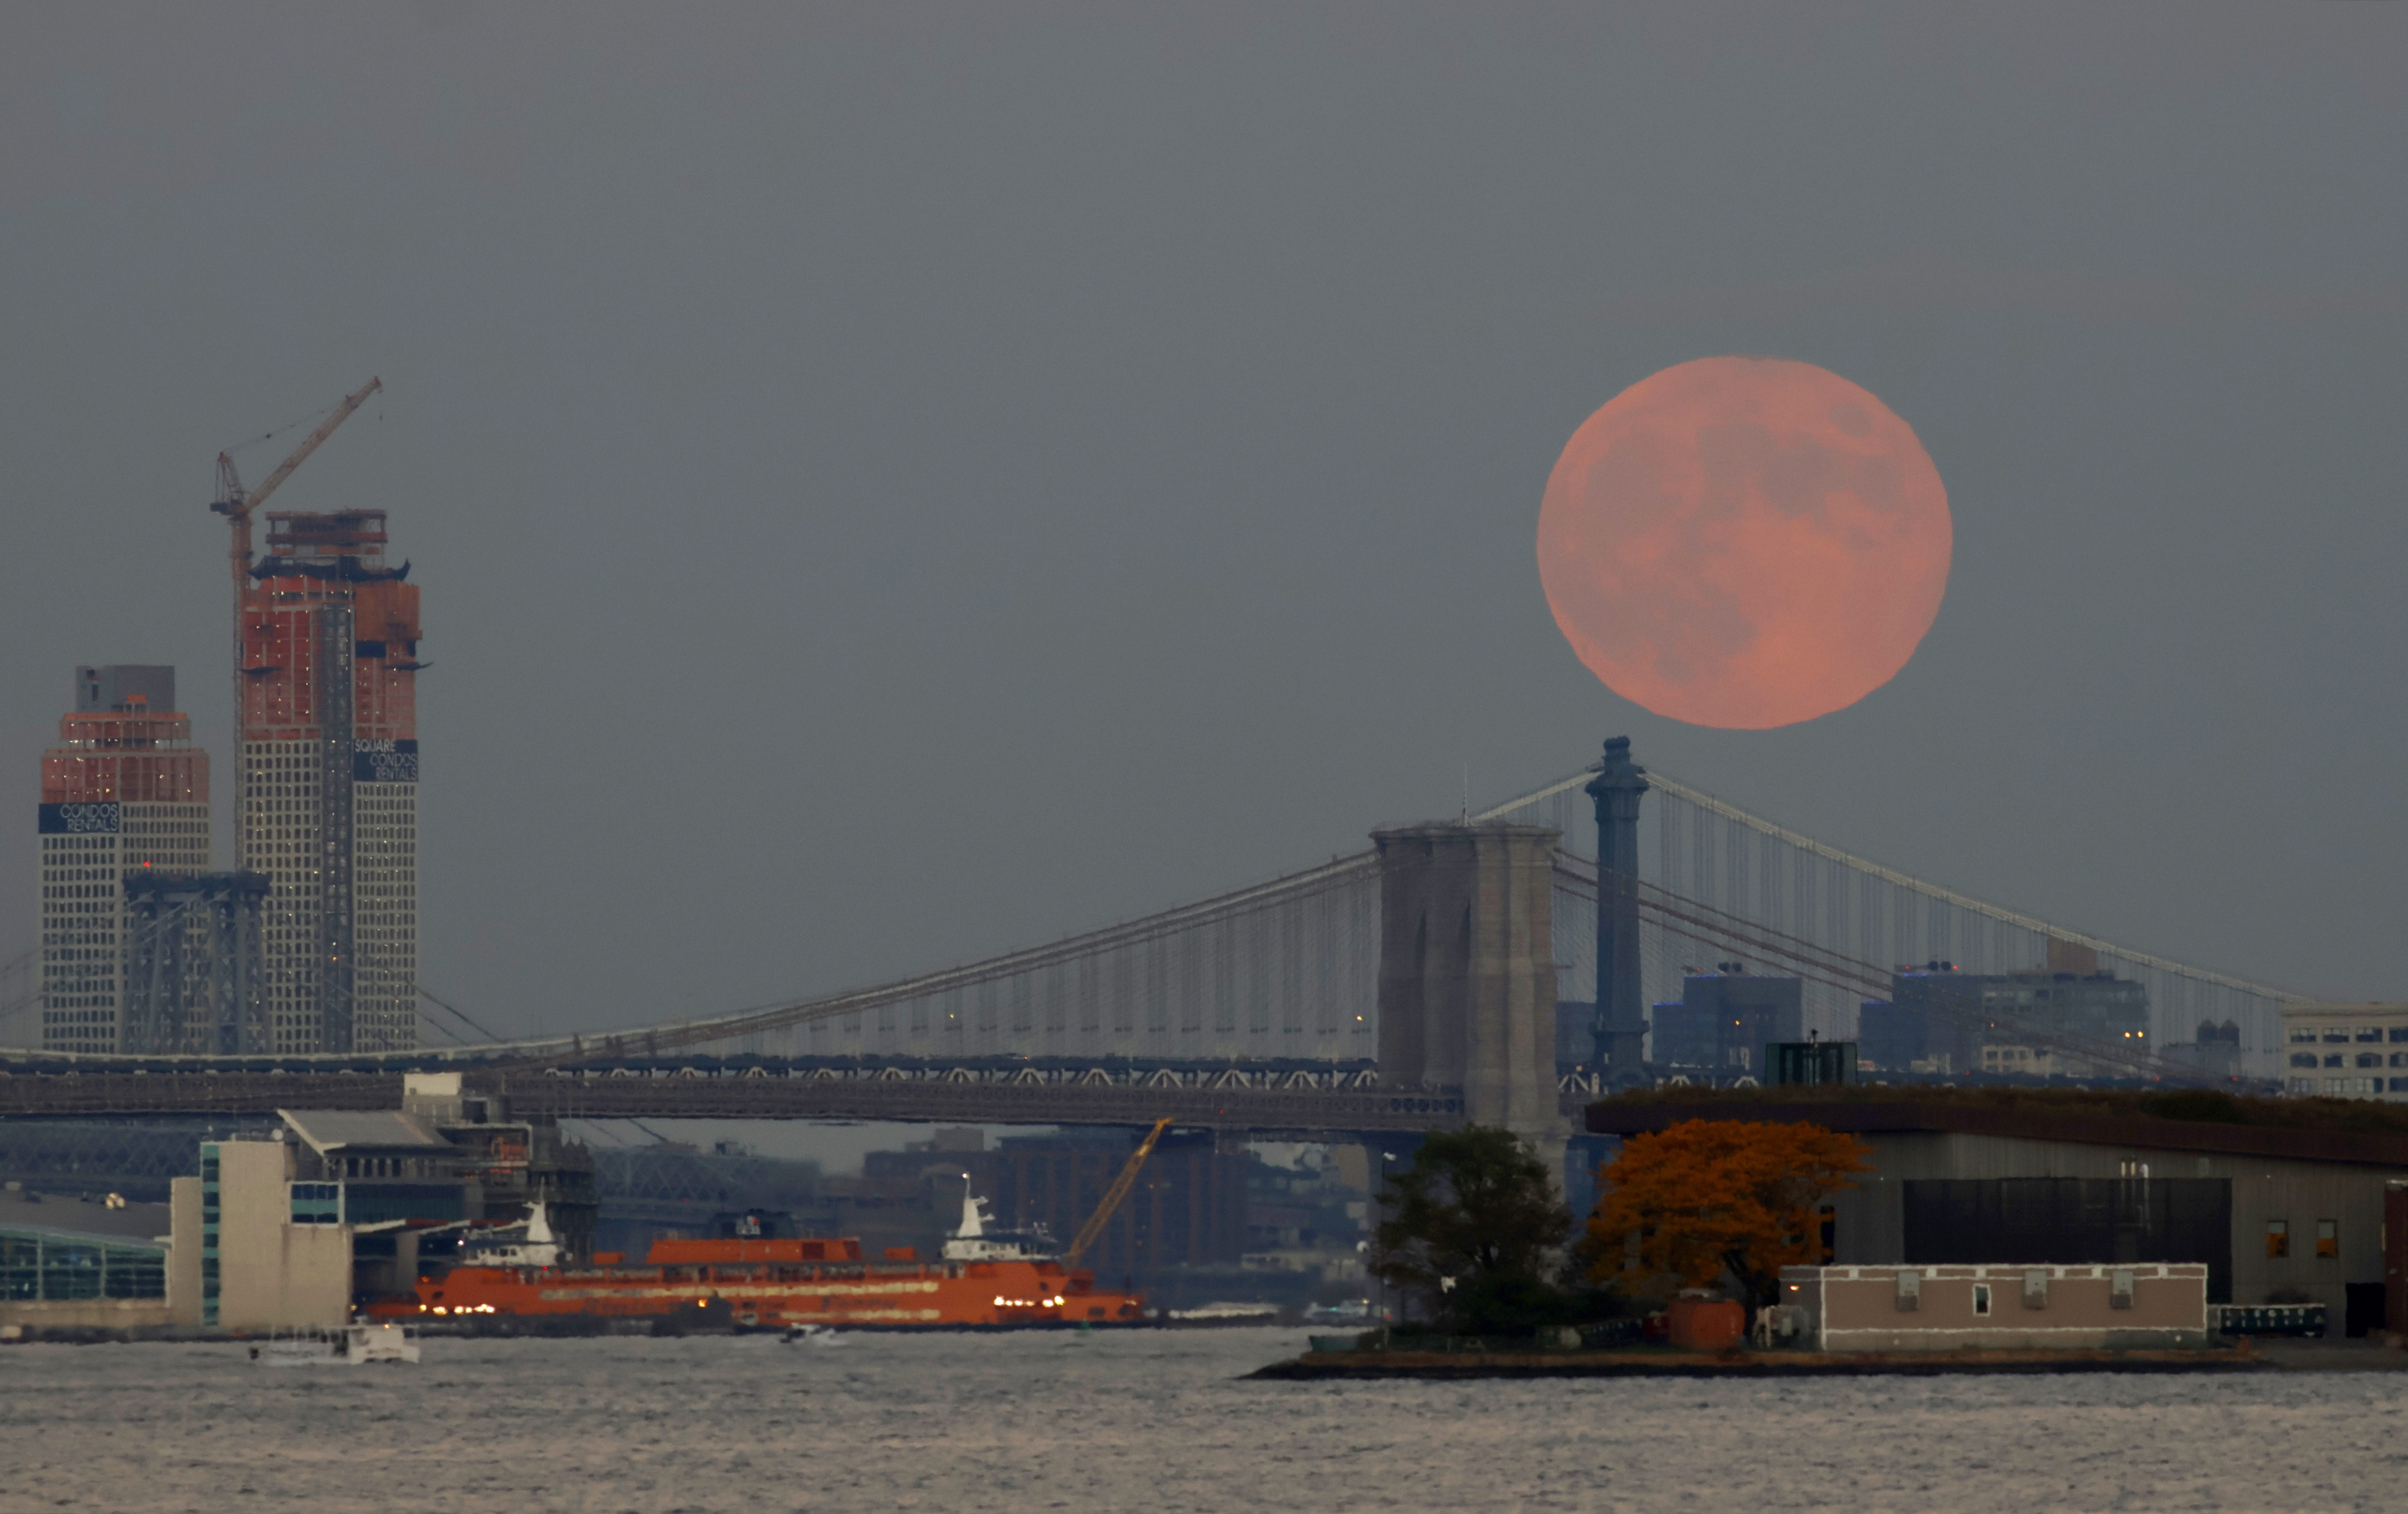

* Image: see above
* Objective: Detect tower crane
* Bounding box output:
[209,377,382,734]
[1062,1116,1173,1269]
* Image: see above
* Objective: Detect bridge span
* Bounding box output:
[0,1060,1586,1138]
[3,743,2299,1108]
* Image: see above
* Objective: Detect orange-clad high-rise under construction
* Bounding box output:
[37,666,211,1053]
[237,509,422,1054]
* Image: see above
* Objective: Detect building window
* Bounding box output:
[1972,1283,1992,1316]
[2316,1220,2338,1260]
[2357,1053,2384,1070]
[2358,1028,2384,1043]
[2324,1028,2351,1043]
[2290,1054,2319,1068]
[2324,1055,2343,1068]
[2391,1027,2408,1044]
[2266,1220,2289,1259]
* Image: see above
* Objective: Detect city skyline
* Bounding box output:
[3,5,2403,1047]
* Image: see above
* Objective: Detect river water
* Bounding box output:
[4,1329,2405,1512]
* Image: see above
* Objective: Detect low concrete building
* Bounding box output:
[1778,1262,2209,1351]
[177,1106,496,1327]
[20,1076,592,1336]
[174,1138,351,1331]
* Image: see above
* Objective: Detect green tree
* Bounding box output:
[1370,1125,1573,1332]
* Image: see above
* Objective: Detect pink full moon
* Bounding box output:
[1536,356,1953,730]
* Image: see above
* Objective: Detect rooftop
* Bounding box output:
[1585,1085,2408,1168]
[0,1186,171,1245]
[265,509,386,562]
[277,1108,450,1155]
[2279,1002,2408,1020]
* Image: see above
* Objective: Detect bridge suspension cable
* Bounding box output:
[5,752,2297,1082]
[1479,762,2300,1069]
[500,850,1380,1068]
[1552,854,2222,1087]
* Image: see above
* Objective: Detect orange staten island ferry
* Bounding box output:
[371,1186,1148,1331]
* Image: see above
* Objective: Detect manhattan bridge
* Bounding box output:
[0,740,2297,1134]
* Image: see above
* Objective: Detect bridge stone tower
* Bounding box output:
[1372,822,1563,1149]
[1586,736,1649,1087]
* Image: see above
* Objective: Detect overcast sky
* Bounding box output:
[5,2,2403,1048]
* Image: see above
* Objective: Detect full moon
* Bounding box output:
[1536,356,1952,730]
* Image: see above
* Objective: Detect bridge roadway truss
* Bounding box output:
[0,1060,1594,1137]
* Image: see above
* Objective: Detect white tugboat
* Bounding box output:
[941,1182,1057,1263]
[253,1321,422,1366]
[460,1201,562,1270]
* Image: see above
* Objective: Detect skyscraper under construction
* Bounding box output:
[236,510,421,1054]
[36,666,211,1053]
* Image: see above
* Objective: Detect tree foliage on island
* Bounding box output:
[1584,1119,1870,1306]
[1370,1125,1576,1333]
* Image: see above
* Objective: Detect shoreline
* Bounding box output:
[1248,1341,2408,1379]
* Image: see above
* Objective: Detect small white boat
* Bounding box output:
[780,1323,843,1347]
[252,1322,422,1366]
[1167,1301,1280,1322]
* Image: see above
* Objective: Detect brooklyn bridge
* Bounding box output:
[0,738,2297,1133]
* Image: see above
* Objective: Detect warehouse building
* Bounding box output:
[1591,1093,2408,1335]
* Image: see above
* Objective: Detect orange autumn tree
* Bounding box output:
[1585,1119,1870,1306]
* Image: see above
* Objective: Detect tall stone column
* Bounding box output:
[1585,737,1649,1087]
[1372,821,1564,1151]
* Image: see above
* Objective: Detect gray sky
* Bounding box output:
[6,2,2404,1046]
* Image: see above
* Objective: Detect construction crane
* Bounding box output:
[1062,1116,1173,1269]
[210,377,383,727]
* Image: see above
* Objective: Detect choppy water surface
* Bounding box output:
[4,1329,2405,1513]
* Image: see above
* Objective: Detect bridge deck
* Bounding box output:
[0,1071,1535,1136]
